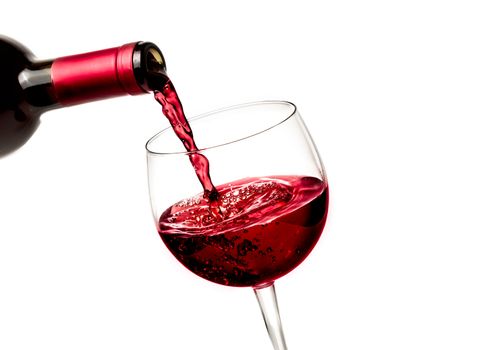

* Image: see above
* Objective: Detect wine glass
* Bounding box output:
[146,101,329,350]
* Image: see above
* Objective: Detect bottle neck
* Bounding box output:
[19,42,166,110]
[51,42,147,106]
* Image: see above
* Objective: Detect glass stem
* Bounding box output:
[254,283,288,350]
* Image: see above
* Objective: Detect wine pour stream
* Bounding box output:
[154,78,219,201]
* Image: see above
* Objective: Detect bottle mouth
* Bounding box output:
[132,42,168,92]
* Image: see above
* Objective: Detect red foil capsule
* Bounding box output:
[52,42,146,106]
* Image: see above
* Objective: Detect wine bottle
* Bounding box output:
[0,36,167,157]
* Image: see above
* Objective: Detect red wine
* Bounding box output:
[148,51,328,288]
[0,37,166,157]
[154,79,218,200]
[158,176,328,287]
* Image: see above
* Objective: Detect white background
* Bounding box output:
[1,1,495,349]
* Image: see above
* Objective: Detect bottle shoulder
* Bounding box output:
[0,37,33,104]
[0,36,34,70]
[0,38,40,157]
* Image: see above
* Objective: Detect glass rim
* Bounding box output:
[145,100,297,156]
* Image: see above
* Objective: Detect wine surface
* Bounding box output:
[158,176,328,287]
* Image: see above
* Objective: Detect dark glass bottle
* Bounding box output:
[0,36,167,157]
